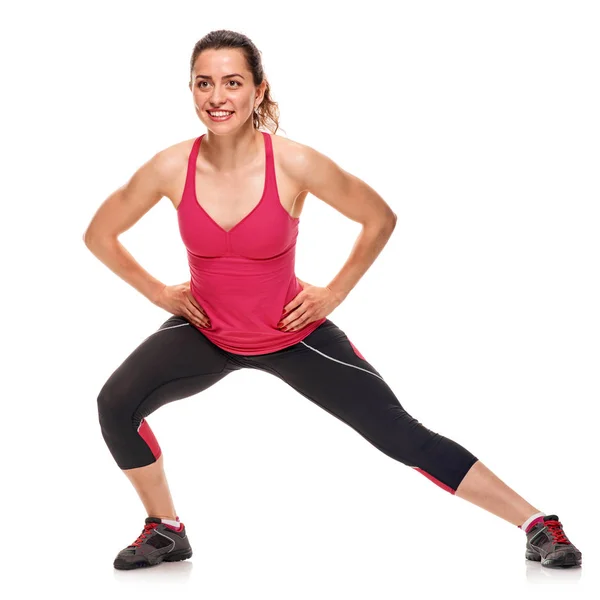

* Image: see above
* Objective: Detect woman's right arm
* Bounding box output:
[82,150,174,304]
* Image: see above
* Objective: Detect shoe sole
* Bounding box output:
[114,548,193,570]
[526,549,581,568]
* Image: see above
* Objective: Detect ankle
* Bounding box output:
[519,511,546,533]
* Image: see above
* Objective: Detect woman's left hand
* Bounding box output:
[278,278,345,332]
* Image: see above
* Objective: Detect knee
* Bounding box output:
[378,434,439,467]
[97,378,132,432]
[373,408,443,466]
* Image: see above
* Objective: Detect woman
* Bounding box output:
[83,29,582,571]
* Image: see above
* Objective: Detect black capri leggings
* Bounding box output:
[97,316,479,494]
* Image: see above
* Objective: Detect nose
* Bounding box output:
[209,84,227,107]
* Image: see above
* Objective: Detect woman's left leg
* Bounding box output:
[251,319,541,527]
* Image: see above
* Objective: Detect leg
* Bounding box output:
[455,460,542,527]
[253,319,539,526]
[97,315,241,518]
[121,453,176,520]
[252,319,478,493]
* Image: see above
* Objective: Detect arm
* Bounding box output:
[290,144,397,303]
[82,149,175,304]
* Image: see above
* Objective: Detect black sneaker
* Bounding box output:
[525,514,582,568]
[113,517,193,570]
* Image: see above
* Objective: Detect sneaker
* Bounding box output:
[525,514,582,568]
[113,517,193,570]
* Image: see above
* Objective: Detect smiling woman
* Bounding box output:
[84,28,582,572]
[189,30,280,134]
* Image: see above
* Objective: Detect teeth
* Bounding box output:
[209,111,233,117]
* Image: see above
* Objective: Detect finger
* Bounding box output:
[197,309,211,326]
[281,313,309,331]
[281,303,303,321]
[188,294,204,312]
[186,307,210,327]
[184,309,200,327]
[278,310,296,327]
[187,297,210,320]
[282,296,304,316]
[280,304,304,323]
[287,320,310,332]
[192,306,208,321]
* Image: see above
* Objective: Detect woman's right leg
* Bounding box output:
[97,315,240,518]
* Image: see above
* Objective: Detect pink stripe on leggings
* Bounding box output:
[413,467,456,494]
[138,419,162,461]
[348,339,365,360]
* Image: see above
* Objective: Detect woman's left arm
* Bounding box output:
[293,144,397,302]
[278,144,397,331]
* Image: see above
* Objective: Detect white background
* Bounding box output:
[1,0,598,598]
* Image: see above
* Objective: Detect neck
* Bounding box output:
[201,126,263,172]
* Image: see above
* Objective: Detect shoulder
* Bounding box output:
[142,136,198,199]
[151,137,197,180]
[269,132,347,194]
[269,133,314,183]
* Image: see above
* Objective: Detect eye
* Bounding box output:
[196,80,241,89]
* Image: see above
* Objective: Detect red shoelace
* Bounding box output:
[130,522,159,548]
[544,519,571,544]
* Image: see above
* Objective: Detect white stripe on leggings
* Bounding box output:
[300,340,385,382]
[141,321,190,344]
[158,323,190,332]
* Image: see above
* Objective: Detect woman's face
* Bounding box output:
[189,48,264,131]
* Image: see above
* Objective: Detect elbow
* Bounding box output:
[363,214,396,239]
[83,229,113,248]
[379,212,397,239]
[83,229,97,247]
[382,211,397,233]
[363,212,397,233]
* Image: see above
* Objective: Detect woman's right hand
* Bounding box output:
[153,282,211,328]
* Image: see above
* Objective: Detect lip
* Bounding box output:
[206,110,235,122]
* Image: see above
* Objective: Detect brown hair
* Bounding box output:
[189,30,282,134]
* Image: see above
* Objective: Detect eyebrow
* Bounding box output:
[195,73,245,80]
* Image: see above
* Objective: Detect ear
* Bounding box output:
[256,80,267,104]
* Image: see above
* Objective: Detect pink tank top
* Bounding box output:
[177,131,327,355]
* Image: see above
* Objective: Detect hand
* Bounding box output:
[277,279,345,332]
[153,281,211,329]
